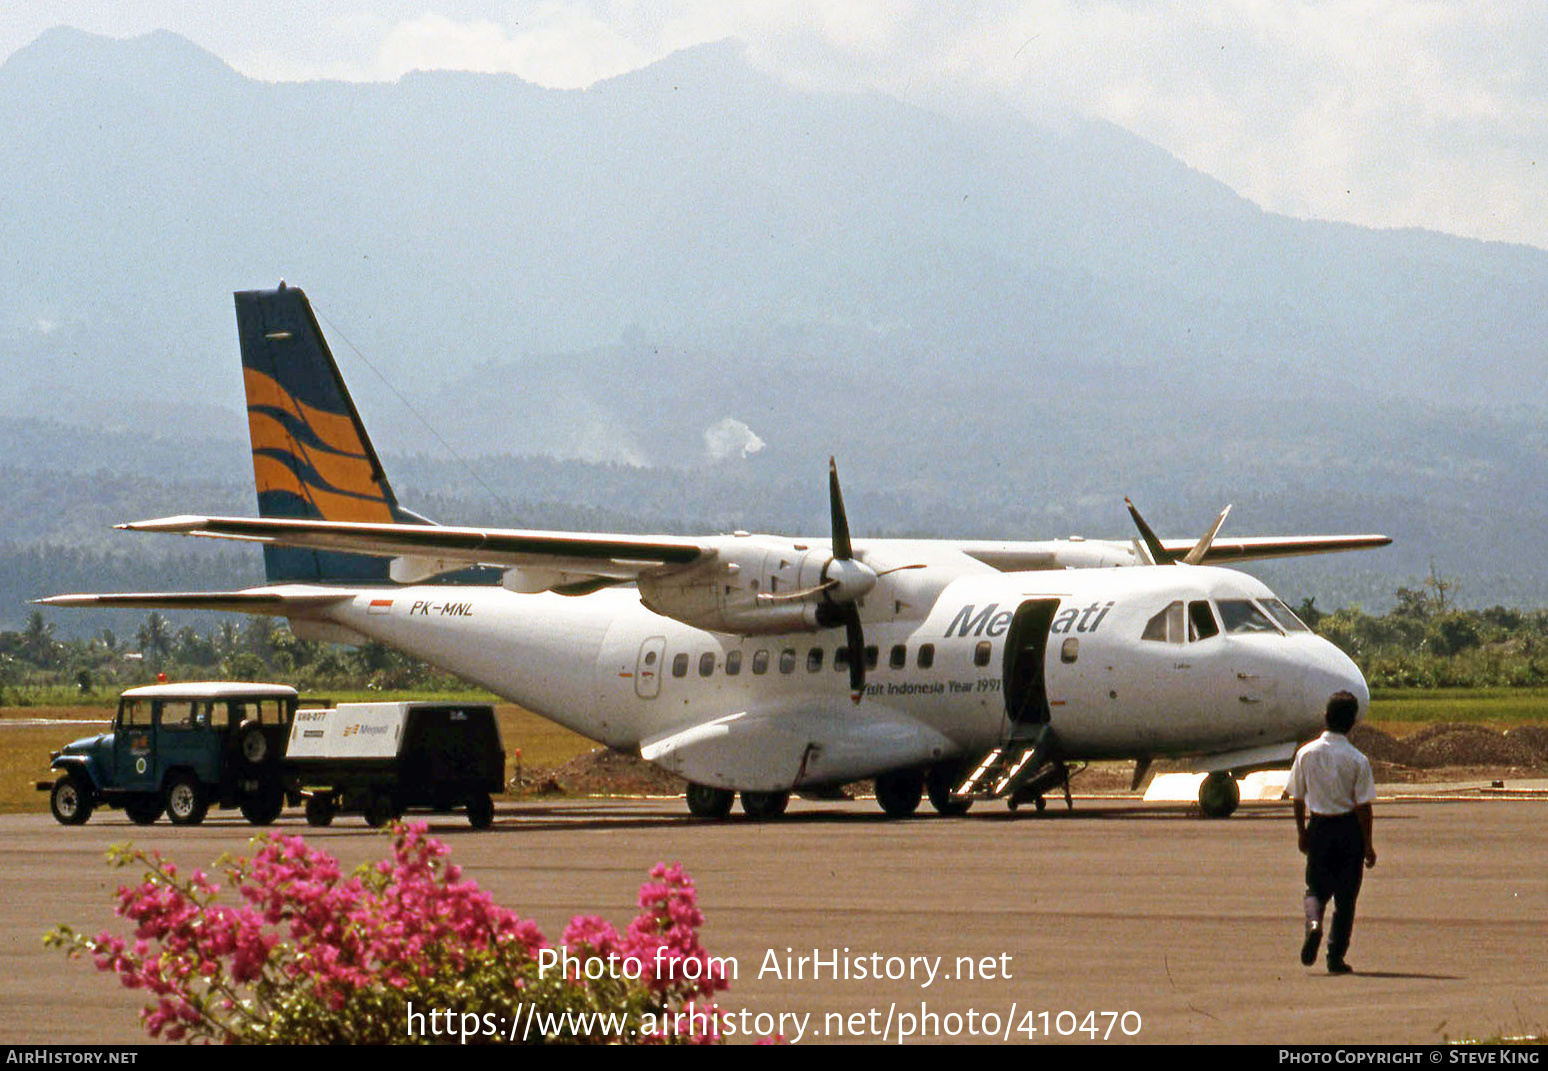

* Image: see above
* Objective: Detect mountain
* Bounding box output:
[1,27,1545,625]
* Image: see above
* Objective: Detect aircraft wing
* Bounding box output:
[1162,534,1392,563]
[117,515,709,580]
[954,533,1391,571]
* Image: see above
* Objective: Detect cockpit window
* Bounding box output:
[1259,598,1312,633]
[1141,601,1185,644]
[1189,600,1219,641]
[1217,599,1282,635]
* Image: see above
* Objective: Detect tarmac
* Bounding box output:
[2,785,1545,1046]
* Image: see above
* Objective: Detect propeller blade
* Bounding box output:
[844,603,865,703]
[829,457,853,561]
[1181,504,1233,566]
[756,579,840,605]
[1124,497,1176,565]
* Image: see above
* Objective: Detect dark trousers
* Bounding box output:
[1306,812,1365,961]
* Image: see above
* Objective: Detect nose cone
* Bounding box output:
[1303,637,1369,728]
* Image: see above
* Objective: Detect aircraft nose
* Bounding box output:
[1303,638,1369,725]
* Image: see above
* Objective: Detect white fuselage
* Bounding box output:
[293,562,1365,792]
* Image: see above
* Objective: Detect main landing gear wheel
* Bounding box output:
[1198,771,1240,818]
[50,775,93,826]
[685,783,734,819]
[874,770,924,818]
[926,763,972,817]
[165,773,208,826]
[740,790,790,820]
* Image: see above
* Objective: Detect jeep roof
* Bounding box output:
[119,682,299,700]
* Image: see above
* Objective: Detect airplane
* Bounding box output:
[39,284,1391,820]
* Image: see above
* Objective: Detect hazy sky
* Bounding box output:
[5,1,1545,250]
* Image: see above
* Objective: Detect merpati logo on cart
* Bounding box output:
[342,723,390,737]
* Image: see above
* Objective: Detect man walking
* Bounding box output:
[1289,690,1377,974]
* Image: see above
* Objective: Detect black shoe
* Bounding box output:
[1300,924,1322,966]
[1327,958,1352,974]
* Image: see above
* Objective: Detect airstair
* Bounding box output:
[951,724,1073,811]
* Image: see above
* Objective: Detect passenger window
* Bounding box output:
[119,700,152,728]
[726,650,742,676]
[1142,601,1185,644]
[1061,638,1079,664]
[918,643,935,669]
[672,653,689,678]
[1189,601,1219,641]
[835,647,851,671]
[779,649,797,674]
[807,648,824,672]
[1218,600,1282,635]
[864,646,878,670]
[752,650,770,675]
[209,702,231,729]
[160,701,194,730]
[889,644,907,670]
[699,652,716,677]
[974,641,992,667]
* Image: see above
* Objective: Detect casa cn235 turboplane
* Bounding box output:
[42,285,1390,820]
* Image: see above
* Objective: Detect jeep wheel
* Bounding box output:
[165,773,208,826]
[123,795,163,825]
[49,775,93,826]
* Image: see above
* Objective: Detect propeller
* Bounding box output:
[752,459,927,701]
[754,458,886,701]
[825,458,874,702]
[1125,498,1233,566]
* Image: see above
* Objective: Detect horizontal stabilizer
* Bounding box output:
[34,590,351,615]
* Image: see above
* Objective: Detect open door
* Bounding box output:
[1003,599,1060,728]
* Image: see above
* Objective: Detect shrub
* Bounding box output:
[47,825,731,1044]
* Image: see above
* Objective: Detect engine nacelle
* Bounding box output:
[636,535,840,634]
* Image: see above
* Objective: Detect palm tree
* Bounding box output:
[137,612,172,666]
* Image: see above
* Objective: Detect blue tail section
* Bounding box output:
[236,284,416,583]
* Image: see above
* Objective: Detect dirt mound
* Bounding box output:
[1351,723,1548,770]
[529,748,687,797]
[1349,725,1409,764]
[1404,724,1544,768]
[1504,726,1548,763]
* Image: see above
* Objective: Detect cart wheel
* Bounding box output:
[466,791,494,829]
[363,792,398,828]
[304,795,336,827]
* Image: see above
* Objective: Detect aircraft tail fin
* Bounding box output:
[236,283,414,583]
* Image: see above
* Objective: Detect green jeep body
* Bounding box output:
[43,682,298,826]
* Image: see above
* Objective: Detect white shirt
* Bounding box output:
[1288,731,1376,817]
